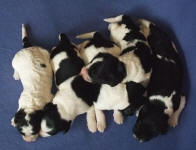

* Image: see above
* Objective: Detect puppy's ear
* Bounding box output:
[12,109,27,127]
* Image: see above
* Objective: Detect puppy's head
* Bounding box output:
[104,15,139,46]
[11,109,44,142]
[132,102,169,142]
[39,103,71,137]
[80,53,126,87]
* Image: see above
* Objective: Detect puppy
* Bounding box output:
[11,25,53,142]
[77,31,146,123]
[132,19,186,142]
[40,33,139,136]
[76,31,121,65]
[80,15,152,88]
[40,33,101,136]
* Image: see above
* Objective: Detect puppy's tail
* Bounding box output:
[76,32,96,39]
[104,15,123,23]
[22,24,32,48]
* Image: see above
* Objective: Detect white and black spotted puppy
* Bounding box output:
[80,15,152,88]
[39,33,138,136]
[132,19,186,142]
[11,25,53,142]
[77,31,146,125]
[76,31,121,64]
[39,33,88,137]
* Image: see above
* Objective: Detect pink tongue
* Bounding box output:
[80,67,89,81]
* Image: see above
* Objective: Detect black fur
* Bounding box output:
[148,24,180,62]
[121,81,146,116]
[85,32,114,48]
[120,46,136,56]
[133,21,183,142]
[119,15,139,31]
[55,57,84,86]
[88,53,126,86]
[134,42,152,73]
[71,75,101,106]
[23,37,32,48]
[133,101,169,142]
[42,103,71,136]
[51,33,84,86]
[119,15,146,42]
[13,109,44,136]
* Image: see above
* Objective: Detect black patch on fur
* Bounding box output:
[40,64,46,68]
[171,92,181,111]
[71,75,101,106]
[119,15,139,31]
[50,33,85,85]
[85,32,114,48]
[29,110,44,135]
[50,34,78,59]
[55,57,84,86]
[121,81,146,116]
[133,101,169,142]
[124,30,146,42]
[134,42,152,73]
[14,109,28,134]
[23,37,32,48]
[148,24,180,62]
[42,103,72,135]
[120,46,136,56]
[88,53,126,86]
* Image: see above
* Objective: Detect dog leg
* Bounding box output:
[113,110,124,124]
[86,106,97,133]
[168,96,186,127]
[13,70,20,80]
[95,108,106,133]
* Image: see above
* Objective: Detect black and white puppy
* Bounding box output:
[40,33,137,136]
[77,31,146,124]
[77,31,121,64]
[80,15,152,88]
[11,25,53,142]
[132,19,186,142]
[39,33,89,137]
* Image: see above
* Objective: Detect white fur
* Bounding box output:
[79,42,121,64]
[12,46,53,142]
[168,96,186,127]
[149,91,176,116]
[12,47,53,112]
[119,51,151,86]
[105,15,152,86]
[52,51,68,72]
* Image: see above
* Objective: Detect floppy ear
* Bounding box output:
[104,15,123,23]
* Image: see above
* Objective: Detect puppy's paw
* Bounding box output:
[88,121,97,133]
[97,121,106,133]
[168,116,178,128]
[13,71,19,80]
[114,112,124,125]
